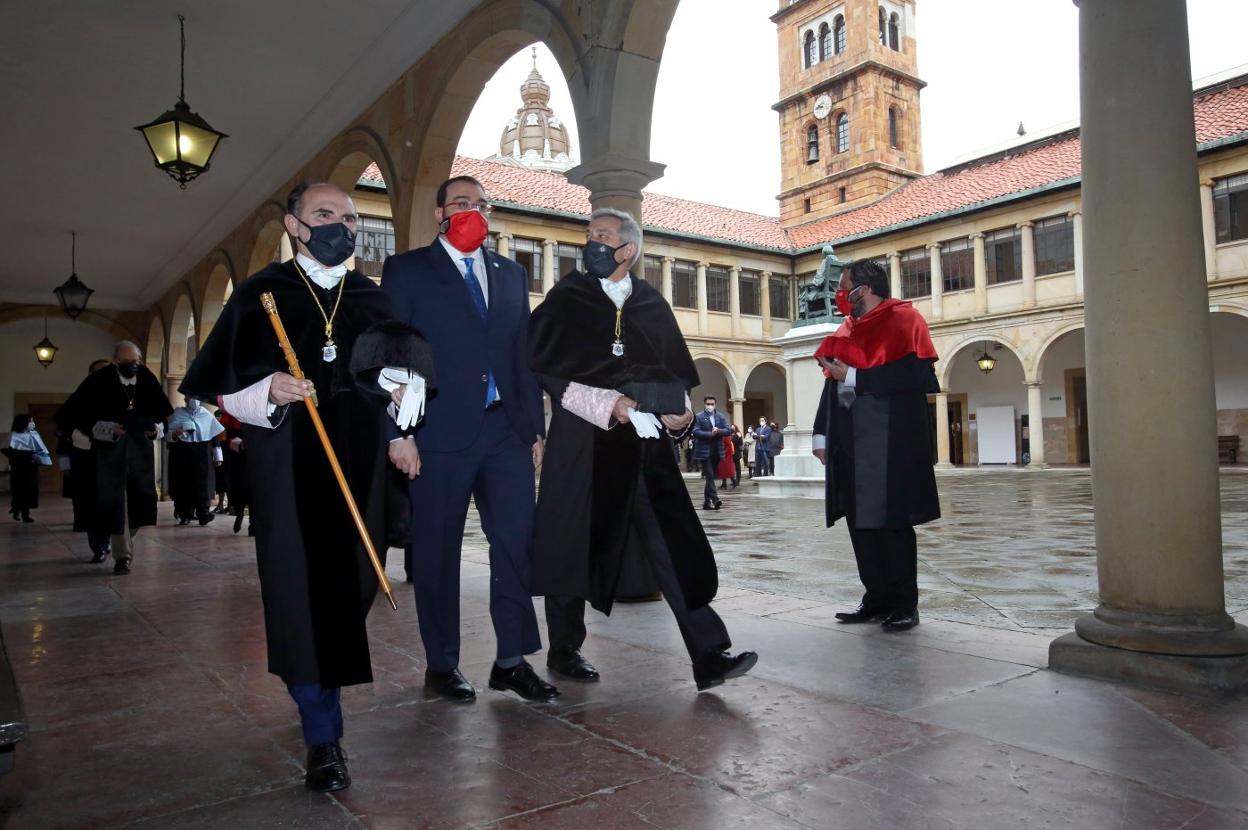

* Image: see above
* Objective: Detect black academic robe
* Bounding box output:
[813,353,941,530]
[2,449,39,513]
[180,261,432,689]
[65,366,173,534]
[56,389,100,533]
[530,271,718,616]
[168,440,214,517]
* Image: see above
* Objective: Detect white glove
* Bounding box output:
[628,408,663,439]
[378,368,426,430]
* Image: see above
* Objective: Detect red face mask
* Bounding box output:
[441,209,489,253]
[835,285,865,317]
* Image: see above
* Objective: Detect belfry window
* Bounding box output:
[818,23,832,62]
[888,107,900,148]
[879,7,887,45]
[806,124,820,163]
[834,15,846,54]
[836,113,849,153]
[889,13,900,50]
[804,30,817,68]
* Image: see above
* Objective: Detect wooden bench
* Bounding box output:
[0,624,27,774]
[1219,435,1240,465]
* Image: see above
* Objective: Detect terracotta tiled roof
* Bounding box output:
[359,79,1248,253]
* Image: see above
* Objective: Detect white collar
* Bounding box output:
[118,372,137,387]
[599,274,632,309]
[295,252,347,289]
[439,235,483,262]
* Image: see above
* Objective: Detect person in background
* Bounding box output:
[766,421,784,475]
[730,424,743,488]
[716,430,736,491]
[742,425,754,478]
[165,397,225,526]
[753,416,772,477]
[4,414,52,523]
[216,403,252,535]
[692,395,729,510]
[56,358,114,561]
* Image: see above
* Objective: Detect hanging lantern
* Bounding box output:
[976,347,997,374]
[134,15,227,189]
[33,316,58,368]
[54,231,94,319]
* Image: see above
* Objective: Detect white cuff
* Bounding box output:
[71,429,91,450]
[843,366,857,388]
[628,408,663,439]
[213,446,223,463]
[378,368,426,429]
[92,421,120,442]
[812,434,827,451]
[153,423,164,441]
[222,374,282,428]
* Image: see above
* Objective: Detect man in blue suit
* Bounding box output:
[382,175,557,702]
[691,395,729,510]
[753,416,772,477]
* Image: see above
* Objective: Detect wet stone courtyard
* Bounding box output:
[1,469,1246,828]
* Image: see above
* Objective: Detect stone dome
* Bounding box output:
[494,47,574,172]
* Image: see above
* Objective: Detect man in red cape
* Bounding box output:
[811,259,940,632]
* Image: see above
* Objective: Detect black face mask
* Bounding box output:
[117,361,139,379]
[583,240,628,280]
[296,218,356,268]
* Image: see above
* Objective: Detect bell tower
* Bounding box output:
[771,0,925,226]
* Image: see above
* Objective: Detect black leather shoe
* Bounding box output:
[547,647,600,682]
[489,660,560,701]
[713,500,722,510]
[425,668,476,701]
[703,501,714,511]
[177,518,191,526]
[693,650,757,691]
[233,513,244,533]
[89,544,110,563]
[305,741,350,792]
[881,610,919,632]
[834,605,889,624]
[198,512,215,526]
[113,558,131,575]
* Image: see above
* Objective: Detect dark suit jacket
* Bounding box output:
[381,239,545,452]
[691,409,729,461]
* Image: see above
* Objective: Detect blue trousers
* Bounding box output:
[407,407,542,672]
[287,683,342,747]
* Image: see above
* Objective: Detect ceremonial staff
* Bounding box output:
[260,291,399,611]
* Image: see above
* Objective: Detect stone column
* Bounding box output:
[1070,211,1084,296]
[165,374,185,408]
[972,233,987,313]
[888,252,902,300]
[760,271,773,338]
[1200,179,1217,281]
[927,243,943,319]
[1025,381,1047,468]
[729,266,742,336]
[696,261,709,334]
[541,239,556,293]
[566,158,664,222]
[1019,220,1036,308]
[661,256,674,304]
[496,232,512,259]
[730,397,746,434]
[934,391,952,468]
[1050,0,1248,695]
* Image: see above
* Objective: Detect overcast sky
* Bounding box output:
[457,0,1248,217]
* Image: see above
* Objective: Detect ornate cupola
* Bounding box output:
[492,47,574,172]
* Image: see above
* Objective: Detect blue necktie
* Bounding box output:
[462,257,497,407]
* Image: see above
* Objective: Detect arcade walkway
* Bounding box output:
[1,473,1246,828]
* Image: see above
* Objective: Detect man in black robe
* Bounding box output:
[63,342,173,574]
[181,182,433,793]
[812,259,940,632]
[530,208,757,691]
[55,358,114,561]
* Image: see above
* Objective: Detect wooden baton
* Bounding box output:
[259,291,398,611]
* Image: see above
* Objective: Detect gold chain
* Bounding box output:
[291,259,347,345]
[614,308,622,341]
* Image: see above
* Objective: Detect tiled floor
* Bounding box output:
[1,471,1246,829]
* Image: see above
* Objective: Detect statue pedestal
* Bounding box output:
[756,321,837,500]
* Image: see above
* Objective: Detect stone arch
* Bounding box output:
[146,313,166,382]
[1032,320,1087,383]
[1209,301,1248,320]
[743,359,788,428]
[937,331,1027,390]
[199,252,235,346]
[248,201,291,278]
[0,305,139,345]
[690,354,740,402]
[166,286,197,381]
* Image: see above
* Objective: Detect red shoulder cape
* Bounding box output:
[814,299,938,373]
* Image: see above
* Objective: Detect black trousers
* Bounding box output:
[844,516,919,613]
[700,457,719,504]
[545,478,730,663]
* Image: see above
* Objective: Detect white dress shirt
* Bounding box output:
[439,236,489,306]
